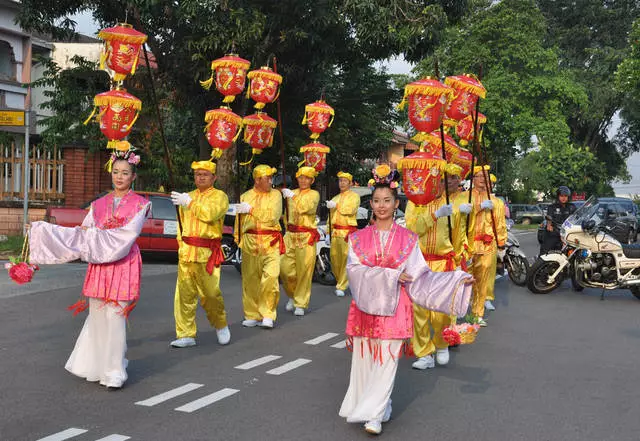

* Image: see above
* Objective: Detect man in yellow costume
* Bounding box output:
[447,169,475,273]
[169,160,230,348]
[234,165,284,329]
[326,171,360,297]
[280,166,320,316]
[470,166,507,326]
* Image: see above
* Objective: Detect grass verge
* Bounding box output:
[0,235,25,258]
[512,223,540,230]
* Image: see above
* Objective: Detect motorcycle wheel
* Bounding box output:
[221,235,238,265]
[506,255,529,286]
[630,287,640,300]
[527,258,562,294]
[570,263,584,292]
[233,248,242,273]
[313,248,336,286]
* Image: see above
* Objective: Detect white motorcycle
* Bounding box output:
[526,196,640,300]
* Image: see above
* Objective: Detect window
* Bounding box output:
[0,41,16,81]
[150,196,176,220]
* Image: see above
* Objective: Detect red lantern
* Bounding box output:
[97,24,148,82]
[398,78,453,142]
[444,74,486,121]
[397,149,446,206]
[200,54,251,103]
[455,113,486,146]
[450,148,474,180]
[247,67,282,110]
[204,107,243,159]
[84,89,142,148]
[300,142,331,172]
[241,112,277,163]
[422,130,460,161]
[302,101,334,140]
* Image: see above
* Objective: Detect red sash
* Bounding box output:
[422,251,456,271]
[287,224,320,246]
[332,224,358,239]
[246,229,286,254]
[474,234,494,246]
[182,236,224,275]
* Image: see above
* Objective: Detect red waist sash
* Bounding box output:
[422,251,456,271]
[332,224,358,238]
[182,236,224,275]
[474,234,494,246]
[287,224,320,246]
[246,229,286,254]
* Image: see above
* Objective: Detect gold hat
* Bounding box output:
[445,163,463,177]
[337,171,353,182]
[253,164,277,179]
[191,160,216,174]
[296,166,318,179]
[473,164,491,175]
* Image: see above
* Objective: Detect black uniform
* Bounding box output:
[540,201,577,254]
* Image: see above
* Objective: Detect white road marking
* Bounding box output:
[175,388,240,413]
[266,358,312,375]
[330,339,347,349]
[94,436,131,441]
[304,332,339,345]
[234,355,282,370]
[36,428,88,441]
[135,383,204,407]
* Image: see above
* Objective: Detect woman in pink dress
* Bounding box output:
[339,167,473,435]
[29,148,149,389]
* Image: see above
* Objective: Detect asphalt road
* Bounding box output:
[1,231,639,441]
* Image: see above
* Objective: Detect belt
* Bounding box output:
[182,236,224,275]
[246,229,286,254]
[474,234,494,246]
[422,251,456,271]
[332,224,358,238]
[287,224,320,246]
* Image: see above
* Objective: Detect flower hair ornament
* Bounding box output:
[368,164,399,189]
[106,141,141,171]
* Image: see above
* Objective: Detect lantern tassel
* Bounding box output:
[211,149,223,160]
[130,48,140,76]
[297,158,306,167]
[99,45,107,71]
[327,113,335,128]
[200,74,214,90]
[301,112,308,125]
[246,80,252,99]
[239,152,255,166]
[83,106,98,125]
[232,124,243,142]
[127,111,140,129]
[254,102,265,110]
[309,132,320,140]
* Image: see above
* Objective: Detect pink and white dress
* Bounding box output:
[30,190,149,388]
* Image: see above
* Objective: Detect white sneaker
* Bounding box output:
[259,318,274,328]
[364,420,382,435]
[285,299,295,312]
[484,300,496,311]
[411,354,435,370]
[478,318,488,327]
[335,289,345,297]
[216,326,231,345]
[294,307,305,316]
[170,337,196,348]
[382,399,392,423]
[436,348,449,365]
[242,319,259,327]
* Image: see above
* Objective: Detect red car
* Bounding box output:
[44,191,237,262]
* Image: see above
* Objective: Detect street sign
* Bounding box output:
[0,110,25,126]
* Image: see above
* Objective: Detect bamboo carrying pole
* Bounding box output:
[434,61,453,243]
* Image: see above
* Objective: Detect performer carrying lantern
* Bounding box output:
[326,172,360,297]
[280,166,321,316]
[234,165,284,329]
[169,161,231,348]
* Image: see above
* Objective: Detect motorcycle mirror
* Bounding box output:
[582,219,596,231]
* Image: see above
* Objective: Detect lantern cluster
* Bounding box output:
[298,100,335,173]
[200,54,282,162]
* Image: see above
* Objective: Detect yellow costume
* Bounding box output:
[174,162,229,340]
[329,173,360,292]
[280,167,320,310]
[451,190,475,271]
[405,195,459,358]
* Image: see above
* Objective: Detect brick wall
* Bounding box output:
[0,207,46,235]
[62,146,112,208]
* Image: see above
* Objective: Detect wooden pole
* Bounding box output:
[435,60,452,243]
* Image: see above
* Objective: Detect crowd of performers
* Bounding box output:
[27,148,508,436]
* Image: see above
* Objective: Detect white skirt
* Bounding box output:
[339,337,401,423]
[65,298,129,388]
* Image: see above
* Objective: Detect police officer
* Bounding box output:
[540,186,577,254]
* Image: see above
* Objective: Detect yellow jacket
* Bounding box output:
[405,195,456,257]
[177,187,229,263]
[450,190,475,263]
[470,189,507,255]
[284,188,320,249]
[329,190,360,239]
[235,188,283,256]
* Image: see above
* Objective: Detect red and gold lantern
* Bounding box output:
[84,89,142,148]
[455,113,486,146]
[398,78,453,142]
[397,147,446,206]
[97,24,148,82]
[200,54,251,103]
[444,74,486,122]
[240,112,277,164]
[204,107,243,159]
[300,142,331,172]
[246,67,282,110]
[302,100,334,140]
[450,147,474,180]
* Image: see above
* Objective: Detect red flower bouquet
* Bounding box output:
[5,235,38,285]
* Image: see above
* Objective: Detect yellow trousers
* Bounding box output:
[242,250,280,321]
[471,251,497,317]
[280,242,316,309]
[174,261,227,338]
[330,236,349,291]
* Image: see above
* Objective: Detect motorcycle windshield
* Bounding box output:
[565,196,602,227]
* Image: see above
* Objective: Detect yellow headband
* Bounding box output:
[191,160,216,174]
[473,164,491,175]
[337,171,353,182]
[296,166,318,179]
[445,163,463,177]
[253,164,277,179]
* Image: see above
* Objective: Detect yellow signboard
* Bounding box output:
[0,110,25,126]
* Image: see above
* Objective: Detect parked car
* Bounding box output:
[44,191,237,262]
[509,204,545,225]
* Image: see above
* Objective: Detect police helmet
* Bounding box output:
[556,186,571,197]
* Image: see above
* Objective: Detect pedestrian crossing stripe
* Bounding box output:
[37,429,130,441]
[234,355,282,370]
[135,383,204,407]
[304,332,339,345]
[266,358,312,375]
[174,388,240,413]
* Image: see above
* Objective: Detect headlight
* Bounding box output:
[579,249,591,259]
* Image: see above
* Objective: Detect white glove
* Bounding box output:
[325,200,337,209]
[281,188,295,199]
[235,202,252,214]
[170,191,192,207]
[480,200,494,210]
[497,249,506,261]
[459,203,473,214]
[435,204,453,218]
[325,235,331,246]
